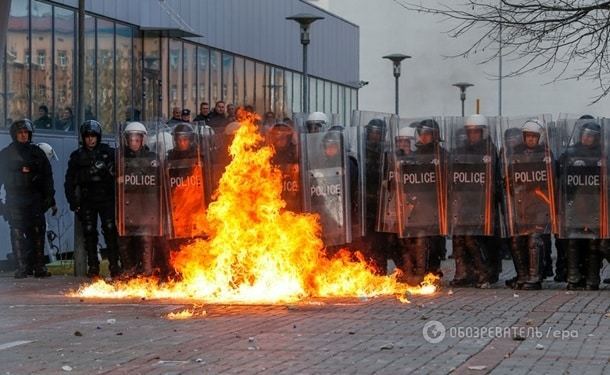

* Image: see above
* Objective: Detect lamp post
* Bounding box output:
[382,54,411,115]
[452,82,474,116]
[286,13,324,113]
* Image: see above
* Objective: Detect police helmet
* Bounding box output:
[580,121,601,139]
[504,127,521,140]
[172,123,194,138]
[397,126,416,139]
[521,119,544,135]
[37,142,58,161]
[366,118,386,132]
[124,121,148,135]
[465,114,488,129]
[306,112,328,133]
[418,119,442,141]
[10,119,34,141]
[124,122,148,148]
[80,120,102,142]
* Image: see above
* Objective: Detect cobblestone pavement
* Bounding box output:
[0,260,609,375]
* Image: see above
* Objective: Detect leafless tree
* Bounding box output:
[396,0,610,103]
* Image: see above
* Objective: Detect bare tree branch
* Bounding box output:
[395,0,610,103]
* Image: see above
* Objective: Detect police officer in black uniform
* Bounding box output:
[506,120,552,290]
[360,119,390,274]
[400,119,447,283]
[0,119,56,278]
[118,122,160,277]
[560,121,604,290]
[65,120,120,278]
[450,115,498,288]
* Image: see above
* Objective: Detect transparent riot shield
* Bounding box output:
[376,115,411,233]
[556,115,608,239]
[393,116,448,238]
[300,127,351,246]
[500,115,557,236]
[267,120,302,212]
[116,121,163,237]
[348,110,392,237]
[447,115,499,236]
[163,122,208,239]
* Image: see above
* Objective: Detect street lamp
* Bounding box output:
[286,13,324,113]
[383,53,411,115]
[452,82,474,116]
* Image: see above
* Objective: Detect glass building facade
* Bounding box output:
[1,0,359,136]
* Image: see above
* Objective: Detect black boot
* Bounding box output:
[508,236,528,289]
[566,239,584,290]
[585,239,601,291]
[32,224,51,278]
[523,234,543,290]
[554,236,567,282]
[450,236,474,287]
[10,228,29,279]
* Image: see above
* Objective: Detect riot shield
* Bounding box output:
[447,115,499,236]
[116,121,163,237]
[376,115,407,233]
[500,115,557,236]
[393,116,448,238]
[267,120,302,212]
[163,122,208,239]
[300,127,351,246]
[348,110,392,237]
[556,115,608,239]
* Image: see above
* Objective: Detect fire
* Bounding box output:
[72,115,439,304]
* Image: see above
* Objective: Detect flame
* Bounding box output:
[72,114,438,304]
[166,305,207,320]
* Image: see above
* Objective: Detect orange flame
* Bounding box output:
[72,115,438,304]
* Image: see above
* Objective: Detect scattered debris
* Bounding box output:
[447,289,454,296]
[61,365,73,372]
[73,331,82,337]
[116,332,123,336]
[513,293,519,298]
[106,319,116,324]
[195,358,204,363]
[467,365,487,371]
[525,319,533,326]
[380,343,394,350]
[535,344,544,350]
[513,334,525,341]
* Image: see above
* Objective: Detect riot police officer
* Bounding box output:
[268,122,301,212]
[360,118,390,274]
[398,119,447,283]
[65,120,120,278]
[117,122,161,277]
[560,121,603,290]
[505,119,553,290]
[449,115,498,288]
[0,119,56,278]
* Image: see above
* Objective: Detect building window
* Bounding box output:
[37,50,46,66]
[58,50,67,67]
